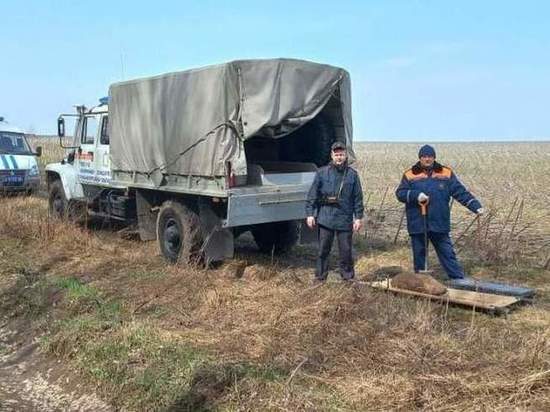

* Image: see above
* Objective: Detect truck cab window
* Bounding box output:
[100,116,109,145]
[82,116,99,145]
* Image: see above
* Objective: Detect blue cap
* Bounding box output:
[418,144,436,158]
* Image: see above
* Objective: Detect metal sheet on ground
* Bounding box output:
[370,280,520,311]
[447,278,535,300]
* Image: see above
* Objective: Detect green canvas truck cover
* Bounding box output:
[109,58,353,180]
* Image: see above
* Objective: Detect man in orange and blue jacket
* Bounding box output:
[395,145,484,279]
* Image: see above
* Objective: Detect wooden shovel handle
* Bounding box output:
[420,200,428,216]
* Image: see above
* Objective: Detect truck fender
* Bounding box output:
[198,197,234,262]
[135,189,159,241]
[45,162,84,201]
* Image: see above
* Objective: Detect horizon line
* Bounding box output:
[356,138,550,143]
[27,134,550,144]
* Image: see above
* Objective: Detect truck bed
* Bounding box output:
[224,162,316,227]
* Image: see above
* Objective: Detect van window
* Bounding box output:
[0,132,32,155]
[82,116,99,145]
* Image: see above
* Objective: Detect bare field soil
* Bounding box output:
[1,141,549,411]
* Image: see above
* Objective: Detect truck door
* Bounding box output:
[93,114,111,186]
[75,114,100,185]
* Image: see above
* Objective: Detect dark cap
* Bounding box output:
[418,144,436,158]
[331,141,346,151]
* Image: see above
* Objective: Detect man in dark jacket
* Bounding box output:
[306,141,364,281]
[395,145,484,279]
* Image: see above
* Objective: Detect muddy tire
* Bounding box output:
[48,180,87,221]
[48,180,68,219]
[251,220,299,255]
[157,200,203,264]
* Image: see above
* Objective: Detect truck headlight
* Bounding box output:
[28,165,39,176]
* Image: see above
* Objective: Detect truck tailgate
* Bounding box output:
[224,179,313,227]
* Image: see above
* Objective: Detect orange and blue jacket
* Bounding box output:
[395,162,481,234]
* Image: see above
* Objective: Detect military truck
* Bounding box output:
[46,58,354,263]
[0,117,42,194]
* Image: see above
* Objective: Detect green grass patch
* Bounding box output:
[73,322,348,411]
[53,276,117,315]
[55,277,100,299]
[46,315,294,411]
[76,324,219,410]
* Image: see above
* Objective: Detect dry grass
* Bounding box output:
[1,141,549,410]
[1,209,550,409]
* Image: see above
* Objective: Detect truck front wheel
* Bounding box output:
[251,221,299,255]
[48,180,68,219]
[48,179,87,221]
[157,200,203,264]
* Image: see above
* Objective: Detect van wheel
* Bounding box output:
[48,180,68,219]
[251,221,299,255]
[157,200,203,264]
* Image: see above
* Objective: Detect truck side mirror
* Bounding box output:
[35,146,42,157]
[57,117,65,137]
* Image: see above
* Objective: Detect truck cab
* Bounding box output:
[0,118,42,194]
[46,99,130,220]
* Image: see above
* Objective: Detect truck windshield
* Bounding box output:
[0,132,32,155]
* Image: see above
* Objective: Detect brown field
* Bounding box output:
[1,139,549,411]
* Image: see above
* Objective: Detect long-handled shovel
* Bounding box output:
[418,199,432,274]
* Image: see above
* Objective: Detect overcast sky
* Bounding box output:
[1,0,549,140]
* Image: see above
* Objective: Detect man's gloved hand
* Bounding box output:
[306,216,316,229]
[417,192,429,203]
[353,219,362,233]
[476,207,485,215]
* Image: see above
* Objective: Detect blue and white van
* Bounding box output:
[0,118,42,194]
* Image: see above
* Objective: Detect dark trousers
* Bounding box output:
[411,232,465,279]
[316,225,354,280]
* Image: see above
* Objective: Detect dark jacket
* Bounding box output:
[306,163,364,231]
[395,161,481,234]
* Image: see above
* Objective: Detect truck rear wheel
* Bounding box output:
[251,221,299,255]
[157,200,203,264]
